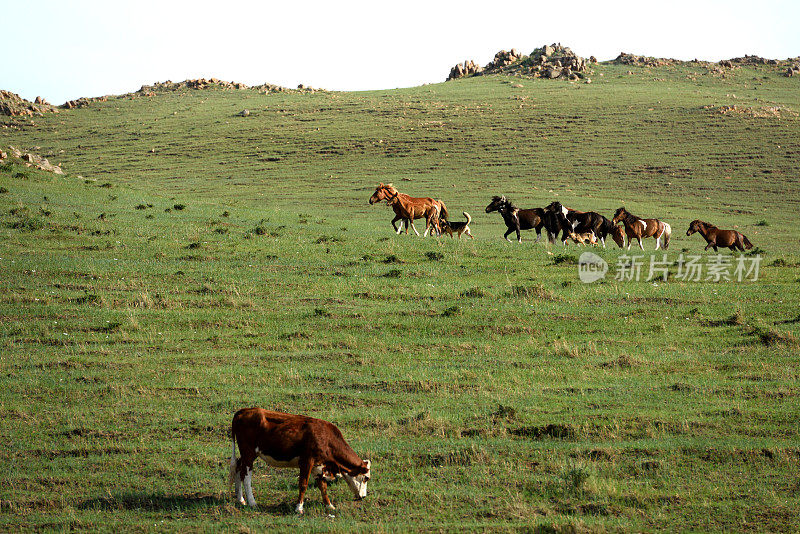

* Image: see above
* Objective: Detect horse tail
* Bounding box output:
[662,222,672,249]
[228,432,238,489]
[743,234,753,250]
[438,201,449,221]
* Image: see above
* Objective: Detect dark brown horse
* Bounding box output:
[545,202,624,248]
[369,183,446,237]
[485,196,551,243]
[686,220,753,252]
[612,207,672,250]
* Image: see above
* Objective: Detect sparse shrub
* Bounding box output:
[460,287,485,298]
[508,284,558,301]
[425,251,444,261]
[221,211,230,217]
[560,463,591,496]
[173,203,186,210]
[746,246,765,256]
[8,215,44,231]
[770,258,788,267]
[441,305,461,317]
[383,269,402,278]
[315,235,342,244]
[313,308,331,317]
[0,187,8,194]
[135,204,147,210]
[214,227,229,234]
[99,182,112,188]
[382,254,401,264]
[552,253,578,265]
[186,242,201,249]
[755,219,769,227]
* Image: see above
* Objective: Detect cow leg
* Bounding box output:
[243,466,256,507]
[296,460,313,514]
[235,464,245,505]
[317,477,335,512]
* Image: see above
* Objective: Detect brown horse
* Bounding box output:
[686,220,753,252]
[612,207,672,250]
[369,183,447,237]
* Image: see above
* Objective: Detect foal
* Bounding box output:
[686,220,753,252]
[612,207,672,250]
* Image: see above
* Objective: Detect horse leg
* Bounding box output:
[637,237,644,251]
[409,220,420,236]
[504,228,514,242]
[516,228,522,244]
[392,216,402,234]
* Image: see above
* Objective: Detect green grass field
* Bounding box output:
[2,60,799,532]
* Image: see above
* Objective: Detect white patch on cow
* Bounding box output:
[235,475,244,505]
[244,467,256,507]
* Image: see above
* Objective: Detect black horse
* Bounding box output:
[486,196,568,243]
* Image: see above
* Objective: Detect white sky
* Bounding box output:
[3,0,799,104]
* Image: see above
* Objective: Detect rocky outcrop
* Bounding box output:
[62,96,109,109]
[3,146,64,174]
[447,43,591,81]
[447,60,483,80]
[614,53,675,68]
[0,90,59,116]
[136,78,293,95]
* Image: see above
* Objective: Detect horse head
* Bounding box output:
[545,201,567,216]
[369,183,396,205]
[485,195,507,213]
[686,219,703,236]
[612,207,628,224]
[610,225,625,247]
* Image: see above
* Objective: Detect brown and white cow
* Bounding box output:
[228,408,371,514]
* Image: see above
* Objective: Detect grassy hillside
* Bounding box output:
[2,61,799,532]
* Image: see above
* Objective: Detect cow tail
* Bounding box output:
[228,433,238,488]
[662,222,672,249]
[743,235,753,250]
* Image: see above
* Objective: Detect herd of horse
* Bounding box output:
[369,183,754,252]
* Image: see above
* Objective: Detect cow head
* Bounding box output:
[344,459,371,500]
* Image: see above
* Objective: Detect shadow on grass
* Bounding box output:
[78,492,296,514]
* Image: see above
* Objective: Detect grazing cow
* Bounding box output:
[229,408,371,514]
[686,220,753,252]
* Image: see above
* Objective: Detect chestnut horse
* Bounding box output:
[612,207,672,250]
[369,183,447,237]
[686,220,753,252]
